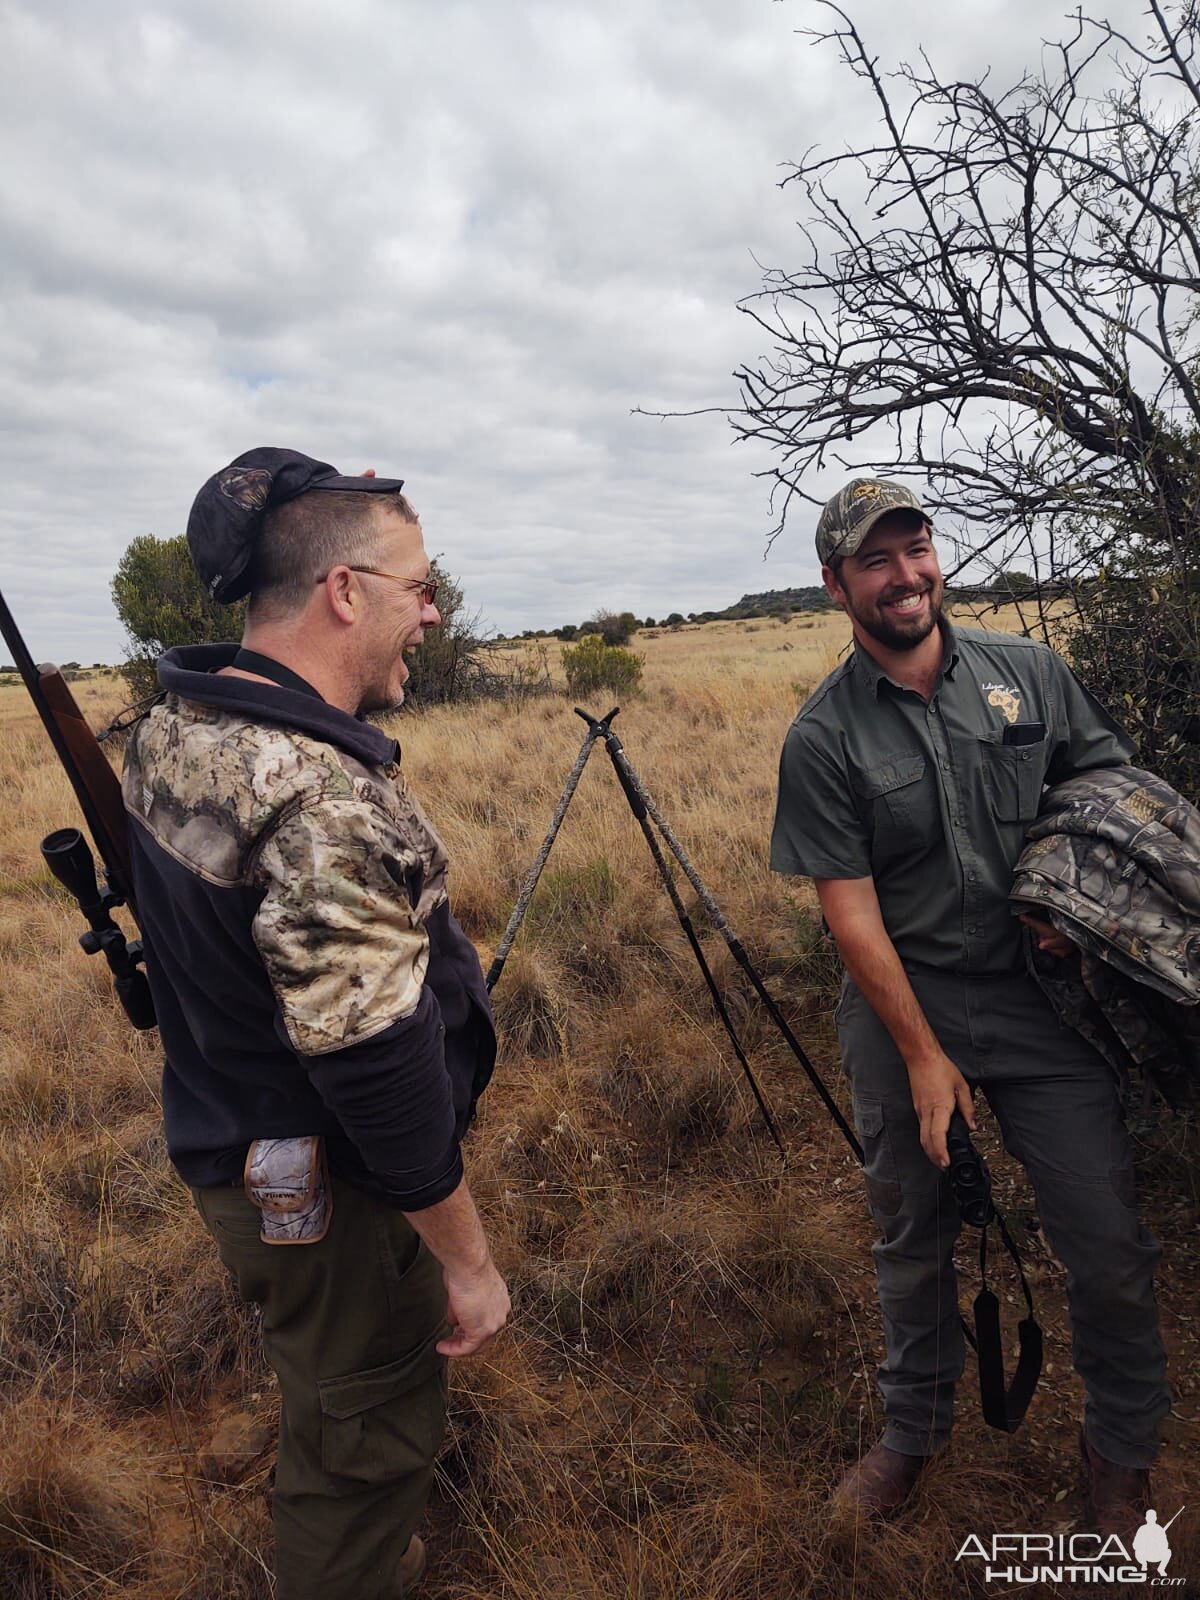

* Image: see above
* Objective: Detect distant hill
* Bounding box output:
[717,587,835,619]
[520,579,1062,642]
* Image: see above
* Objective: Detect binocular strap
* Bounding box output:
[973,1215,1043,1432]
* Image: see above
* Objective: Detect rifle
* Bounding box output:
[0,587,156,1030]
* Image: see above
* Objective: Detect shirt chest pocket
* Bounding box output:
[978,735,1049,823]
[850,751,936,856]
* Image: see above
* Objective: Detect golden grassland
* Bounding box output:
[0,609,1196,1599]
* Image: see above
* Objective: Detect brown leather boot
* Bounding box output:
[1079,1430,1151,1541]
[395,1534,427,1595]
[832,1442,929,1519]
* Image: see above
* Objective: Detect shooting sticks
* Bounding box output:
[488,705,866,1165]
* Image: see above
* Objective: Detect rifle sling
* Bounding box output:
[973,1216,1043,1432]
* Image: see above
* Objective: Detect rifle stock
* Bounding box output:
[0,586,155,1029]
[0,589,133,902]
[37,666,134,901]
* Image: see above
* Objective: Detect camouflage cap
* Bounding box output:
[187,447,407,604]
[815,478,932,566]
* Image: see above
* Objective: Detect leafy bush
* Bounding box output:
[561,634,644,699]
[403,561,489,706]
[579,608,639,646]
[407,572,555,706]
[1066,574,1200,799]
[111,535,246,700]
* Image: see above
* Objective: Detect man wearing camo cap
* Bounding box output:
[769,477,1169,1527]
[123,448,509,1598]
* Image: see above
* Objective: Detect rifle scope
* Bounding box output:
[42,828,157,1031]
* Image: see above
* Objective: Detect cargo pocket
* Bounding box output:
[318,1340,447,1488]
[979,736,1048,823]
[854,1095,903,1219]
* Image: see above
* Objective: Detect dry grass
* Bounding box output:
[0,612,1195,1598]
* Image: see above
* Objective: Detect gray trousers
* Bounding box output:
[837,962,1169,1468]
[195,1177,448,1600]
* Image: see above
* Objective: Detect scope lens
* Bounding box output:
[43,827,85,855]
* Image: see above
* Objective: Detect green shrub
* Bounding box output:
[561,634,644,699]
[579,608,639,646]
[111,534,246,699]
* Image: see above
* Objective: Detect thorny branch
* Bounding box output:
[649,2,1200,786]
[705,3,1200,581]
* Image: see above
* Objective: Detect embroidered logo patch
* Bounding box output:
[982,681,1022,724]
[1123,787,1166,825]
[216,465,272,510]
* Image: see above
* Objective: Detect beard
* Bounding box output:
[846,577,945,653]
[355,624,414,716]
[357,676,407,717]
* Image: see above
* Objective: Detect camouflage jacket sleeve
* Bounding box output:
[252,796,433,1055]
[251,795,464,1209]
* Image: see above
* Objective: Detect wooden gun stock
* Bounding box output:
[37,667,134,900]
[0,585,137,918]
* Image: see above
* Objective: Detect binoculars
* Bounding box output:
[946,1111,996,1228]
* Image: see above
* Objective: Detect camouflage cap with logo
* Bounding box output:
[815,478,932,565]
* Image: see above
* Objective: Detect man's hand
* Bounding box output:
[907,1049,976,1170]
[438,1259,511,1358]
[1019,912,1074,960]
[404,1176,510,1357]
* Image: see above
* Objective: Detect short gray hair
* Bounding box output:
[247,488,419,620]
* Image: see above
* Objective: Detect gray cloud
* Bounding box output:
[0,0,1138,664]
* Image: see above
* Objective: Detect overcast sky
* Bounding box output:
[0,0,1139,664]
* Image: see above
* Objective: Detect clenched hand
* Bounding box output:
[907,1049,976,1170]
[438,1259,511,1358]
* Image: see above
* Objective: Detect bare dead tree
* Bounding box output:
[722,1,1200,786]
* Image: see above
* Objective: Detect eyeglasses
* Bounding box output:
[315,566,438,606]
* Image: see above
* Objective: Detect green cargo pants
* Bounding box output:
[195,1175,448,1600]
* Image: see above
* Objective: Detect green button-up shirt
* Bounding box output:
[769,620,1135,973]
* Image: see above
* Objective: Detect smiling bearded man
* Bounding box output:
[769,478,1169,1533]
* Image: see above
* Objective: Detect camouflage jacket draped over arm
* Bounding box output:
[1011,765,1200,1108]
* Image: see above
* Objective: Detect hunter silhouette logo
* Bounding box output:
[956,1507,1186,1585]
[1134,1508,1183,1578]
